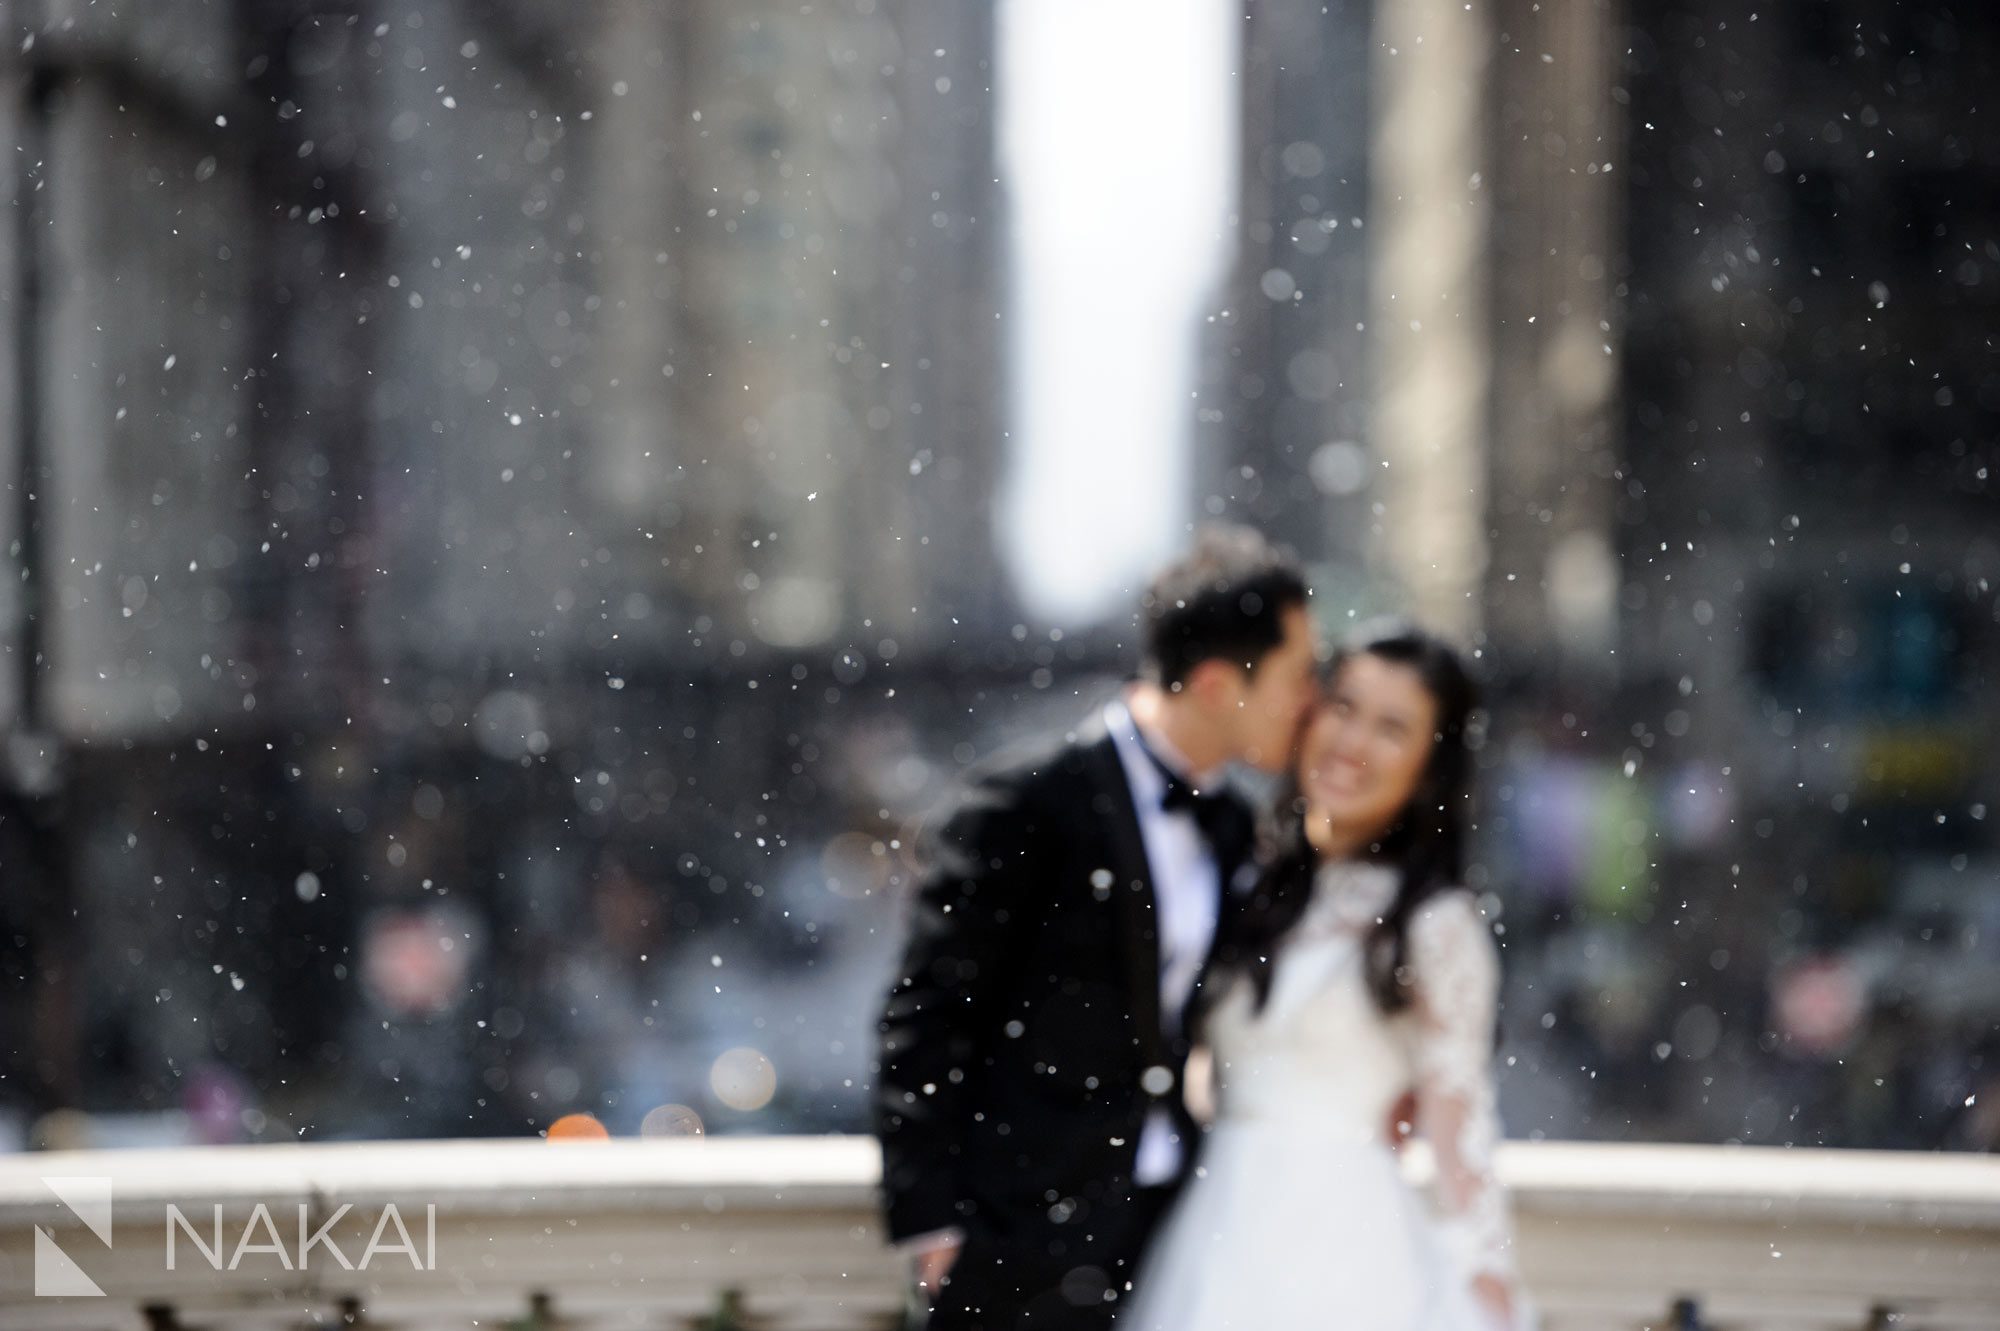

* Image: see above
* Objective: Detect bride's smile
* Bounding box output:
[1301,652,1441,859]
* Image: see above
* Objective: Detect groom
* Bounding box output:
[874,526,1320,1330]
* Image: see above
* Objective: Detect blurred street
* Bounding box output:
[0,0,1995,1160]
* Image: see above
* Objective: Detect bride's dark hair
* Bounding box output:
[1197,623,1479,1020]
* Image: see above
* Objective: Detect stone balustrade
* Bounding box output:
[0,1137,1995,1330]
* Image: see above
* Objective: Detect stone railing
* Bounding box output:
[0,1137,1995,1329]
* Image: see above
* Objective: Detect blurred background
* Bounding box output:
[0,0,1993,1156]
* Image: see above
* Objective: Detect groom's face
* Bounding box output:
[1229,605,1321,773]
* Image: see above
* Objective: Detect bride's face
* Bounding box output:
[1298,653,1439,851]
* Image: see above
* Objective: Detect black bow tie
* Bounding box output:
[1140,746,1255,889]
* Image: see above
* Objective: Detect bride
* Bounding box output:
[1124,625,1527,1330]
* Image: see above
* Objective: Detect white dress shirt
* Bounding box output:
[1105,699,1228,1186]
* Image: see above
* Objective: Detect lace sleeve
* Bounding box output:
[1408,891,1521,1293]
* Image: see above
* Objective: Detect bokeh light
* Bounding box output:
[639,1104,706,1138]
[708,1048,777,1114]
[546,1113,610,1141]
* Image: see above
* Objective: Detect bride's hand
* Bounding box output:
[1471,1273,1515,1330]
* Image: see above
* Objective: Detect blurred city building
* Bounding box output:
[1212,0,1999,1150]
[0,0,1017,1146]
[0,0,1994,1153]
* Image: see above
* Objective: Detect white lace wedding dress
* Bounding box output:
[1123,863,1525,1330]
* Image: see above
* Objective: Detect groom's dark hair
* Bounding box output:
[1140,525,1309,688]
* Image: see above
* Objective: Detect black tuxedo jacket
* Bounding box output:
[873,715,1238,1268]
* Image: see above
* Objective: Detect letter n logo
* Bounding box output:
[37,1176,112,1297]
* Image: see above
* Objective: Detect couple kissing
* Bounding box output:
[876,525,1527,1331]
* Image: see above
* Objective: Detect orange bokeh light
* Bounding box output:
[546,1113,611,1141]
